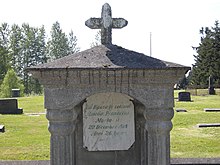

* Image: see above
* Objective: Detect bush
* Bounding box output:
[0,69,24,98]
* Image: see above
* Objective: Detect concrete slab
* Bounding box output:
[197,123,220,128]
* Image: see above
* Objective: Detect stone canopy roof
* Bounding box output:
[28,44,190,71]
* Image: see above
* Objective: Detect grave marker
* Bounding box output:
[176,109,187,112]
[28,3,190,165]
[178,92,191,101]
[204,108,220,112]
[208,75,215,95]
[0,99,23,114]
[197,123,220,128]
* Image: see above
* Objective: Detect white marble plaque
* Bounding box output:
[83,93,135,151]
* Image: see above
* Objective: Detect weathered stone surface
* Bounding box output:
[83,93,135,151]
[28,44,189,70]
[85,3,128,45]
[27,3,190,165]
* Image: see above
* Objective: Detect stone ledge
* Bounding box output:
[1,158,220,165]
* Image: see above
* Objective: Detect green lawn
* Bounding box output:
[0,91,220,160]
[171,93,220,158]
[0,96,49,160]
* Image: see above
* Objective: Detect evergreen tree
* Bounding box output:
[47,21,69,60]
[20,24,47,94]
[0,69,24,98]
[191,21,220,86]
[68,30,80,54]
[9,24,23,76]
[0,23,10,83]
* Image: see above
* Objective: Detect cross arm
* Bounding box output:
[85,18,102,29]
[112,18,128,29]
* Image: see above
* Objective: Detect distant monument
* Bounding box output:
[208,75,215,95]
[28,3,190,165]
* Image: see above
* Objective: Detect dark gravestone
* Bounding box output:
[0,99,23,114]
[0,125,5,133]
[178,92,191,101]
[209,75,215,95]
[12,89,20,97]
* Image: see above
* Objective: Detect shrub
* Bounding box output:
[0,69,24,98]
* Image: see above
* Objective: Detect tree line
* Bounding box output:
[189,20,220,88]
[1,20,220,97]
[0,21,80,97]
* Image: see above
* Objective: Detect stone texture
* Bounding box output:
[27,3,190,165]
[85,3,128,45]
[28,44,188,70]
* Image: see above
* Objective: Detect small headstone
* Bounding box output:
[178,92,191,101]
[176,109,187,112]
[208,75,215,95]
[204,108,220,112]
[197,123,220,128]
[11,89,20,97]
[0,99,23,114]
[0,125,5,133]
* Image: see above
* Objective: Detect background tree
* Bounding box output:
[191,21,220,86]
[9,24,23,76]
[0,69,24,98]
[0,22,79,95]
[0,23,10,84]
[47,21,70,60]
[68,30,80,54]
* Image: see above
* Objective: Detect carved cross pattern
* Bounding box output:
[85,3,128,45]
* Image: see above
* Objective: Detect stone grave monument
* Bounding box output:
[178,92,191,102]
[0,99,23,114]
[28,3,190,165]
[208,75,215,95]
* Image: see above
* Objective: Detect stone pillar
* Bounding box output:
[144,109,174,165]
[46,109,78,165]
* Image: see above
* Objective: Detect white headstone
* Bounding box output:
[83,93,135,151]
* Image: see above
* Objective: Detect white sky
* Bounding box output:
[1,0,220,67]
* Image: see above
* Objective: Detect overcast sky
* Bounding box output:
[1,0,220,67]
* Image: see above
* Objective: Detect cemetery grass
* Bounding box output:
[0,93,220,160]
[171,90,220,158]
[0,96,50,160]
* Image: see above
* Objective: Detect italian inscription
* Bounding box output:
[83,93,135,151]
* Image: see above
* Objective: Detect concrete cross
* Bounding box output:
[85,3,128,45]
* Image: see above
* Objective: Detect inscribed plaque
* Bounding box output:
[83,93,135,151]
